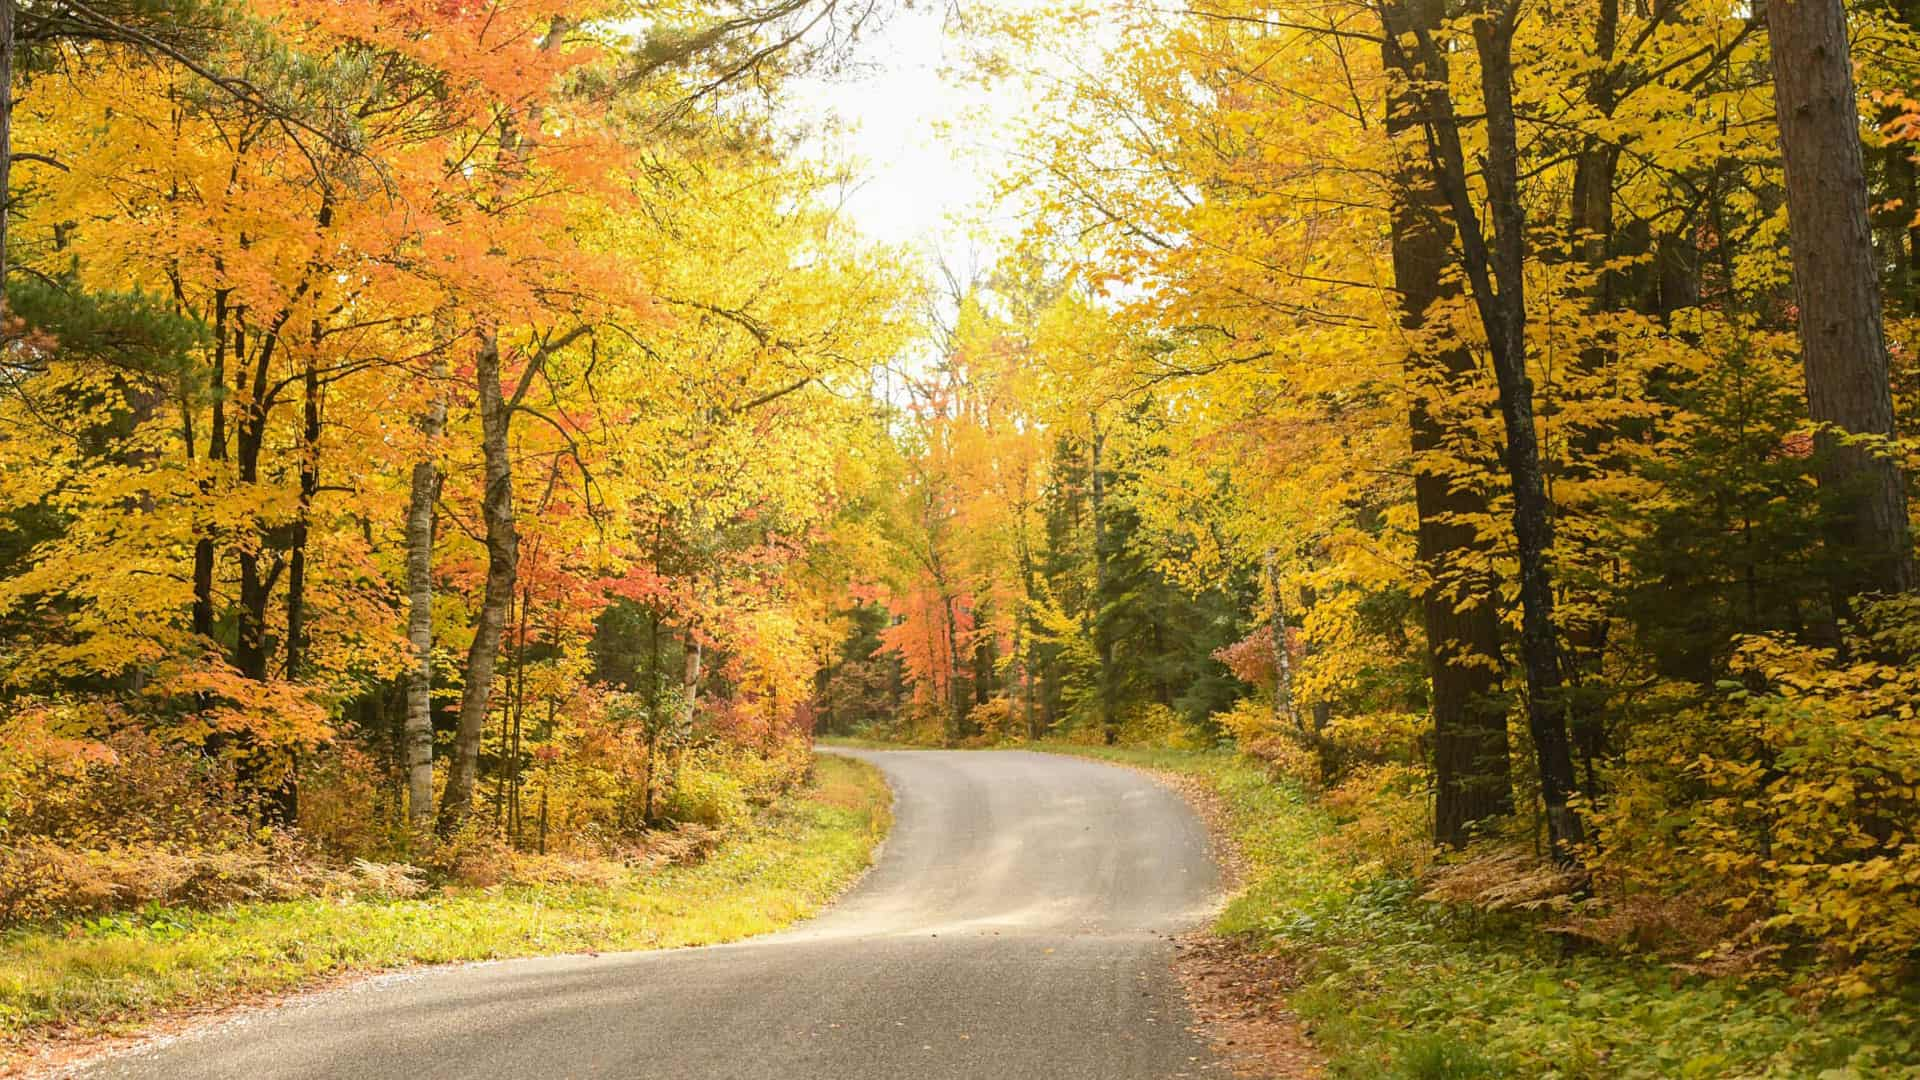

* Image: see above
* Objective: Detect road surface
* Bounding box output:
[77,749,1226,1079]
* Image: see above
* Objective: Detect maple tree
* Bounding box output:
[0,0,909,869]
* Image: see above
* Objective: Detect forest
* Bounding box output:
[823,0,1920,1005]
[1,0,1918,1072]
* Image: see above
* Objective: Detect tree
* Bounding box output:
[1767,0,1916,603]
[1380,1,1512,845]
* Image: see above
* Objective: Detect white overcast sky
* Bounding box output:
[785,1,1033,265]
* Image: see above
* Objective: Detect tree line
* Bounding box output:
[0,0,911,903]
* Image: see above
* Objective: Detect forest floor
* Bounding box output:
[822,739,1920,1078]
[0,754,892,1076]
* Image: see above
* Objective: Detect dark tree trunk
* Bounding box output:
[1768,0,1916,600]
[285,349,320,679]
[192,291,230,641]
[1088,423,1117,744]
[0,0,12,325]
[1381,3,1514,847]
[1381,0,1583,858]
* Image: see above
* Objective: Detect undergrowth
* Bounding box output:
[1009,743,1920,1078]
[0,754,891,1067]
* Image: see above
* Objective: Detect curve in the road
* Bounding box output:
[73,749,1228,1080]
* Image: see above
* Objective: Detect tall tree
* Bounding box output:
[1381,4,1513,846]
[1768,0,1916,601]
[1380,0,1584,857]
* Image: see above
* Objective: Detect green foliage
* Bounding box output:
[7,272,207,379]
[661,753,755,830]
[1591,598,1920,997]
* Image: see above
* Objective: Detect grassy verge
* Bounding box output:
[0,754,891,1066]
[980,742,1918,1078]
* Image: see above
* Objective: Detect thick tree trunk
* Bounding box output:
[1382,0,1583,858]
[403,377,446,833]
[1768,0,1915,600]
[1382,2,1514,847]
[438,332,519,835]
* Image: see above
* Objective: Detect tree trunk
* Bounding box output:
[1768,0,1916,599]
[1016,523,1038,738]
[1,0,13,325]
[285,349,320,678]
[438,332,519,835]
[403,374,446,833]
[192,292,230,641]
[1472,3,1583,857]
[1088,423,1117,744]
[942,589,966,740]
[1382,1,1514,847]
[1263,550,1296,729]
[1382,0,1582,858]
[682,634,702,726]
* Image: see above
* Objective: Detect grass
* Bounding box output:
[849,738,1920,1078]
[0,754,892,1065]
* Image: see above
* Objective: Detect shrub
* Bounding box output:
[661,753,754,830]
[963,697,1023,745]
[1321,763,1432,878]
[0,835,336,924]
[1215,698,1321,784]
[1116,703,1210,750]
[1590,605,1920,994]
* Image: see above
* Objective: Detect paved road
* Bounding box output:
[77,750,1226,1079]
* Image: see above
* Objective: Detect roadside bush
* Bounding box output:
[1,708,247,848]
[1116,703,1210,750]
[0,835,334,924]
[1591,617,1920,995]
[1214,698,1322,785]
[1320,763,1432,878]
[963,697,1022,745]
[297,742,402,861]
[662,751,754,830]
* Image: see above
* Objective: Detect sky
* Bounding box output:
[784,2,1027,266]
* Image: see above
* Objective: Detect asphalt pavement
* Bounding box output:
[74,749,1226,1080]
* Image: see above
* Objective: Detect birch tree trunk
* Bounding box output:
[437,333,518,835]
[403,374,446,833]
[1263,550,1296,730]
[682,635,702,726]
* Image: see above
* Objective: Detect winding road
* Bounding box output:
[78,749,1228,1079]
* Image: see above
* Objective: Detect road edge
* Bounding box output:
[5,755,896,1079]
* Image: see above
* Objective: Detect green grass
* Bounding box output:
[0,754,892,1063]
[908,740,1920,1078]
